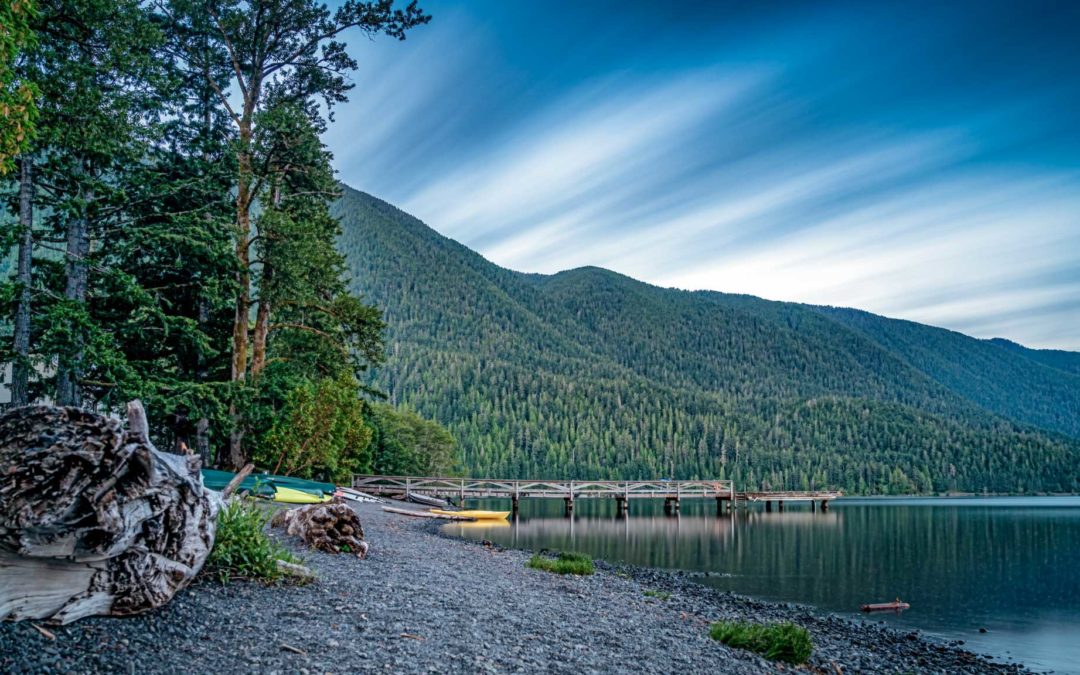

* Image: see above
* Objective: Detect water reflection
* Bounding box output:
[444,497,1080,673]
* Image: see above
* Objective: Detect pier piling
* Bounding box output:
[350,475,841,517]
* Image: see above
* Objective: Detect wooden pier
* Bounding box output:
[351,475,841,515]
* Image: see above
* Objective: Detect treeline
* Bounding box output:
[0,0,456,480]
[333,187,1080,495]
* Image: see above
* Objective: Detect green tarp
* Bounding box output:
[200,468,336,498]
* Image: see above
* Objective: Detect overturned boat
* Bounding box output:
[407,492,449,508]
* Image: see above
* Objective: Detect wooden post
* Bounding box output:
[564,497,574,517]
[821,499,829,512]
[811,500,817,512]
[765,500,772,512]
[778,501,785,512]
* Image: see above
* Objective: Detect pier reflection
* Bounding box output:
[444,497,1080,674]
[443,500,840,572]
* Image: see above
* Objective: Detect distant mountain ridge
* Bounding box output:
[332,184,1080,494]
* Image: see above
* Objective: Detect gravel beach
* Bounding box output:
[0,501,1028,674]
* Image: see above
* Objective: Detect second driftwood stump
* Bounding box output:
[271,501,368,558]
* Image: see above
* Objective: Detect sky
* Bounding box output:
[325,0,1080,351]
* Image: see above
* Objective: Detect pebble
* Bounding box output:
[0,502,1031,674]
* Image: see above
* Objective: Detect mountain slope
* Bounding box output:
[333,185,1080,494]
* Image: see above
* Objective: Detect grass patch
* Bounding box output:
[526,551,595,575]
[709,620,812,665]
[644,589,671,600]
[207,499,302,583]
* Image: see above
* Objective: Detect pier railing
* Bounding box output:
[351,475,736,501]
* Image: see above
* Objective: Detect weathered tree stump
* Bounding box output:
[270,501,368,558]
[0,402,217,624]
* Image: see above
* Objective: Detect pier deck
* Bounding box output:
[352,475,841,514]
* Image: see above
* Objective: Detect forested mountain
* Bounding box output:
[333,185,1080,494]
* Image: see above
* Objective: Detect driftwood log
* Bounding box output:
[0,402,218,624]
[270,501,368,558]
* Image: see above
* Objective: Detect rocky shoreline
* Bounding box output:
[0,501,1029,674]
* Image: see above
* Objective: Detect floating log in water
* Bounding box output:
[382,506,475,521]
[0,402,218,624]
[860,598,911,612]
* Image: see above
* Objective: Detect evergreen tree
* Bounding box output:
[0,0,37,173]
[163,0,428,468]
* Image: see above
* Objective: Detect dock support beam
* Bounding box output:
[765,500,772,513]
[615,497,628,517]
[778,501,785,512]
[664,497,680,514]
[820,500,829,512]
[716,497,729,515]
[511,496,519,516]
[564,497,574,517]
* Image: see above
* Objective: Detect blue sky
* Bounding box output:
[326,0,1080,350]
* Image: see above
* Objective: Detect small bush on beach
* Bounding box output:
[644,590,671,600]
[207,499,301,583]
[709,620,812,664]
[526,551,594,575]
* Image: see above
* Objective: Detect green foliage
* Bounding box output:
[526,551,595,576]
[0,0,37,173]
[367,402,457,476]
[644,590,671,600]
[256,372,373,483]
[160,0,428,469]
[332,186,1080,494]
[709,621,813,665]
[0,0,403,474]
[207,499,300,583]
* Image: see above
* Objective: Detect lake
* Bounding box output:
[443,496,1080,673]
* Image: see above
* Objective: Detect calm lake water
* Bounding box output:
[443,496,1080,673]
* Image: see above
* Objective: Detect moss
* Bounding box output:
[644,589,671,600]
[709,620,813,665]
[526,551,595,575]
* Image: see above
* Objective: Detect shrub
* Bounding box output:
[526,551,594,575]
[256,373,374,483]
[709,620,813,664]
[207,499,301,583]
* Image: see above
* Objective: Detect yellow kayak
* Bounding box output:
[274,486,332,504]
[429,509,510,520]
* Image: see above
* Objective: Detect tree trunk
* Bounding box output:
[0,402,218,624]
[231,219,250,384]
[195,296,211,464]
[251,284,270,377]
[55,186,92,407]
[251,183,278,378]
[227,119,253,469]
[195,69,214,465]
[10,156,33,407]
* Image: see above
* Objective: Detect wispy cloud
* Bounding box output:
[331,0,1080,350]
